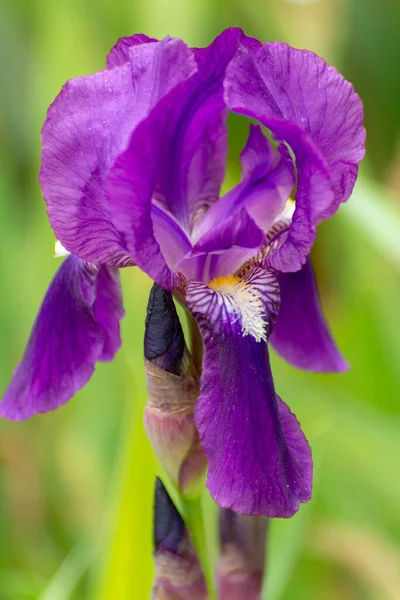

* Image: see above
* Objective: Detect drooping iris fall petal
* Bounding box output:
[186,269,312,516]
[0,255,124,420]
[270,258,348,372]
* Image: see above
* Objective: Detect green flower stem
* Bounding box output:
[186,311,204,376]
[157,472,217,599]
[182,495,217,600]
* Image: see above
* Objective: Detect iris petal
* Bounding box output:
[40,37,195,266]
[225,40,365,271]
[106,33,157,68]
[192,124,294,241]
[151,202,192,271]
[176,208,265,282]
[226,40,365,217]
[107,29,243,287]
[0,255,124,421]
[186,269,312,516]
[271,258,348,372]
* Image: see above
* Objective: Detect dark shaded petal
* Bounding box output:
[186,270,312,516]
[225,42,365,271]
[192,125,294,241]
[40,37,195,267]
[0,255,124,421]
[108,136,180,288]
[271,258,348,372]
[177,208,265,282]
[107,30,243,284]
[106,33,157,68]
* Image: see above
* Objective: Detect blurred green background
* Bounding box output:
[1,0,400,598]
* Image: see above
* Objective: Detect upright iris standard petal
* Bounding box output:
[107,29,243,287]
[0,255,124,421]
[106,33,157,68]
[40,37,196,267]
[186,269,312,516]
[176,208,266,282]
[151,202,192,272]
[270,258,348,373]
[240,123,275,178]
[226,40,365,214]
[225,40,365,271]
[192,125,295,241]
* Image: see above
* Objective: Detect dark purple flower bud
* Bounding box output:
[152,478,208,600]
[154,477,185,554]
[218,508,268,600]
[145,284,185,375]
[144,286,207,498]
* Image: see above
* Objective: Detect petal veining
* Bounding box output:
[107,29,244,286]
[225,40,365,271]
[40,37,195,266]
[186,271,312,516]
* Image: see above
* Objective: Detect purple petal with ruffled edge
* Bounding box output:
[107,29,243,287]
[226,40,365,216]
[271,258,348,373]
[0,255,124,421]
[106,33,157,68]
[40,37,196,267]
[226,85,333,271]
[186,268,312,516]
[192,125,294,242]
[177,208,265,282]
[225,41,365,271]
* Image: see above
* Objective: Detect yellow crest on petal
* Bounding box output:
[208,275,267,342]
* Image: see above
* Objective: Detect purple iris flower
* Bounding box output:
[0,29,365,517]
